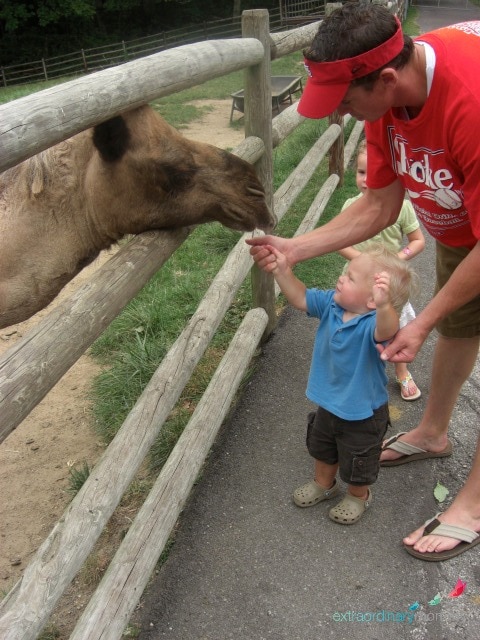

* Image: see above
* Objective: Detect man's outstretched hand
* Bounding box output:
[246,235,295,272]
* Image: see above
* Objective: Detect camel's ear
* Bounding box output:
[93,116,131,162]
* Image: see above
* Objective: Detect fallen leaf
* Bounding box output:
[433,481,449,503]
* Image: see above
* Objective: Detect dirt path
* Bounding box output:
[0,249,116,587]
[0,99,243,632]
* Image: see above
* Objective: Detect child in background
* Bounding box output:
[338,140,425,401]
[256,242,416,524]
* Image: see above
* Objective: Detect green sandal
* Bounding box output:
[329,489,372,525]
[293,478,339,507]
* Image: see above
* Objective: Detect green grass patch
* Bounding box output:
[66,461,91,498]
[402,5,420,36]
[0,75,81,104]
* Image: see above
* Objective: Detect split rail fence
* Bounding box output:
[0,9,364,639]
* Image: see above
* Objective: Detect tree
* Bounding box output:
[0,0,95,32]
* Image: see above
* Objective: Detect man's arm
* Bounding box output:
[338,246,362,261]
[380,240,480,362]
[247,180,405,269]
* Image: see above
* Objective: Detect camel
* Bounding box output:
[0,104,275,328]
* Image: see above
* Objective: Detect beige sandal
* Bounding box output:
[293,478,339,507]
[396,371,421,401]
[329,489,372,525]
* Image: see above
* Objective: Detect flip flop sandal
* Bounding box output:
[404,514,480,562]
[380,432,453,467]
[396,371,421,401]
[329,489,372,525]
[293,478,339,507]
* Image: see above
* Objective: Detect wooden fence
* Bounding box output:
[0,9,364,639]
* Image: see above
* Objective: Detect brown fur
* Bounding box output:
[0,105,275,328]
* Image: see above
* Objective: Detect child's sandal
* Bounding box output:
[329,489,372,525]
[293,478,339,507]
[396,371,421,401]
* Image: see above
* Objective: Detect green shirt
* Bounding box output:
[341,193,420,254]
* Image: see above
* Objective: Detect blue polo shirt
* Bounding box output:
[305,288,388,420]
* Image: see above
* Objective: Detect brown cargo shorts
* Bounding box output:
[435,241,480,338]
[305,404,390,487]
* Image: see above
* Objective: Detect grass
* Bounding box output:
[402,5,420,36]
[38,626,61,640]
[0,78,74,104]
[66,461,91,497]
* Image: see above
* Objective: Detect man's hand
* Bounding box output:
[246,235,296,272]
[377,317,429,363]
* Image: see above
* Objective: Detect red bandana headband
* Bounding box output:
[298,16,404,119]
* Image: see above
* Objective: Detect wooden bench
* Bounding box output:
[230,75,303,122]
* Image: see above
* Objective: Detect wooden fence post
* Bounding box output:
[242,9,277,339]
[326,2,344,185]
[81,49,88,72]
[328,110,344,185]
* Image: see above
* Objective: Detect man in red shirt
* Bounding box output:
[247,2,480,561]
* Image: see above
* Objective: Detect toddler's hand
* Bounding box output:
[372,271,391,307]
[257,245,289,275]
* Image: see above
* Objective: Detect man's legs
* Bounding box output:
[380,333,479,462]
[404,433,480,553]
[381,333,480,554]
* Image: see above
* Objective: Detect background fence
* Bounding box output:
[0,6,370,639]
[0,3,326,87]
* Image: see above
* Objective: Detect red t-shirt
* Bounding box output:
[365,22,480,248]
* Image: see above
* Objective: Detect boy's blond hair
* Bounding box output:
[362,243,418,315]
[356,139,367,158]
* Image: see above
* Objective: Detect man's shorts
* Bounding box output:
[435,241,480,338]
[305,404,389,486]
